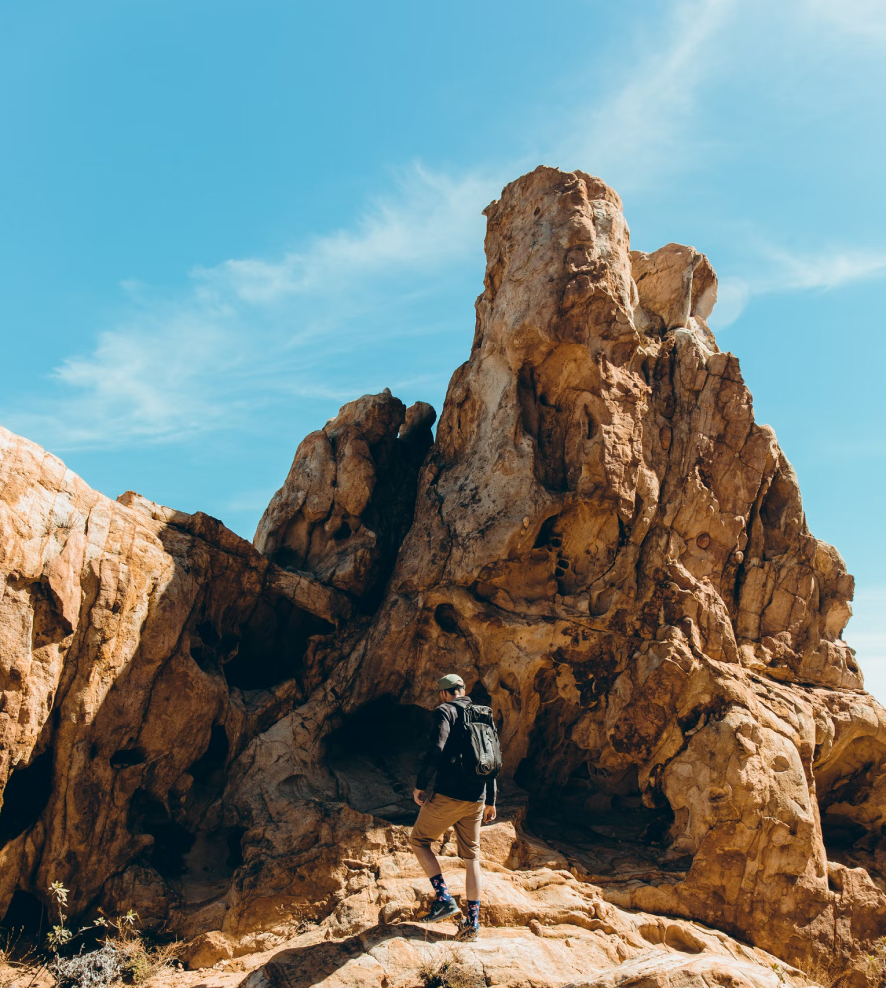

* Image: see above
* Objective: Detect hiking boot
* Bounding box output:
[416,898,461,923]
[454,919,480,942]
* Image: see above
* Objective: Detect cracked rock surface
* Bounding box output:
[1,166,885,988]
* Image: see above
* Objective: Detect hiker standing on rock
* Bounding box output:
[410,673,502,942]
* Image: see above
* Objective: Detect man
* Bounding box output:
[409,673,497,942]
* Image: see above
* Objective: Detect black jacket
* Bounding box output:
[415,697,497,805]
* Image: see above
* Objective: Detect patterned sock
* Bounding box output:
[466,899,480,928]
[429,873,452,903]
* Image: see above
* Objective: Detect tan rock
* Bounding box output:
[181,930,234,969]
[1,165,884,988]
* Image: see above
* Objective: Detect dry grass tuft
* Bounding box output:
[417,946,485,988]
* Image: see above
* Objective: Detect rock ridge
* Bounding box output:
[1,165,884,988]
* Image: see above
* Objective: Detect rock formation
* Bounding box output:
[1,166,885,988]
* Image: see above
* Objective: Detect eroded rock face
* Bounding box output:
[254,390,435,606]
[1,166,884,987]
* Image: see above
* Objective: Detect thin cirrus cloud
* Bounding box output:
[9,0,886,450]
[8,164,494,451]
[11,0,736,452]
[193,164,493,306]
[561,0,738,189]
[709,247,886,330]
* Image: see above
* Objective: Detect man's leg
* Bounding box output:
[464,857,482,900]
[453,802,485,939]
[409,796,462,922]
[413,843,443,880]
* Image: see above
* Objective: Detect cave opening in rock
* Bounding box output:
[326,696,433,824]
[0,751,54,850]
[469,680,492,705]
[128,789,195,878]
[110,747,147,768]
[820,813,868,852]
[223,595,334,692]
[533,515,561,550]
[433,603,461,635]
[0,889,46,935]
[190,725,229,784]
[518,751,682,874]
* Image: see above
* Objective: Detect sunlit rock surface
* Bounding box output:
[1,167,884,987]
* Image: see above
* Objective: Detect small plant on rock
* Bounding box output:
[2,882,179,988]
[417,947,485,988]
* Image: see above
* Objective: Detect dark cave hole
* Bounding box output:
[226,827,246,869]
[641,358,652,386]
[195,621,220,647]
[586,415,595,441]
[821,813,868,852]
[433,603,461,635]
[333,520,352,542]
[128,789,195,878]
[190,725,229,784]
[326,696,434,824]
[0,751,53,850]
[469,681,492,706]
[1,889,46,936]
[190,622,238,674]
[110,747,147,769]
[518,756,683,871]
[533,515,561,550]
[223,596,334,692]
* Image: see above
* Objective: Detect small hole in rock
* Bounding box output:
[226,827,246,869]
[469,681,492,706]
[433,604,461,635]
[533,516,561,550]
[190,725,229,784]
[1,889,46,933]
[0,751,53,850]
[110,748,147,769]
[128,790,195,878]
[333,521,352,542]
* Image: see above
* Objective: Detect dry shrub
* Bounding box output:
[417,947,485,988]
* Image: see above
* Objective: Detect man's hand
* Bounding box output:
[483,804,497,824]
[413,789,426,806]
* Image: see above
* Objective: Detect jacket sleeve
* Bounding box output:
[415,705,452,791]
[485,774,497,806]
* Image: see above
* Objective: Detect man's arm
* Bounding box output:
[483,775,497,822]
[415,705,452,794]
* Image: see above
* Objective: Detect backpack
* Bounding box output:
[453,700,502,777]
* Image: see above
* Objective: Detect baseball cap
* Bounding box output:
[438,673,465,691]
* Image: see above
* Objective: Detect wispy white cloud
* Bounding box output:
[801,0,886,44]
[709,245,886,330]
[9,0,886,452]
[194,164,492,306]
[559,0,739,189]
[758,246,886,293]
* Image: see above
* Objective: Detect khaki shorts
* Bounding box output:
[409,793,485,861]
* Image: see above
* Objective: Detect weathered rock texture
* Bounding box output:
[1,167,885,988]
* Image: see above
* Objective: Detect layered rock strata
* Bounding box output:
[1,167,884,987]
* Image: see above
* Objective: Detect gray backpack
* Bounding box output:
[454,701,502,777]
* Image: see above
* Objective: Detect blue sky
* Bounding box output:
[2,0,884,697]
